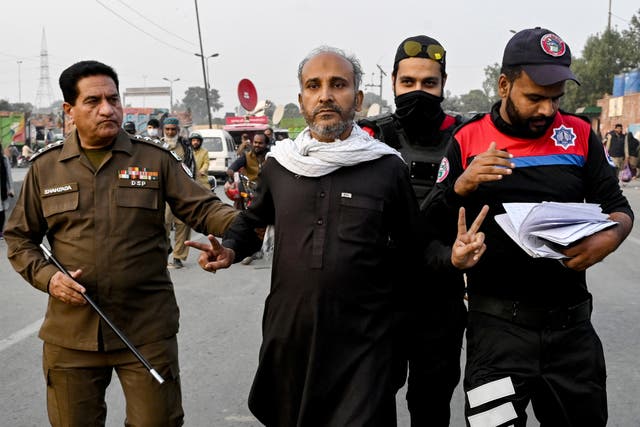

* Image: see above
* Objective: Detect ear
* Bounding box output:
[498,74,510,99]
[298,93,302,110]
[62,102,73,118]
[391,74,397,97]
[355,90,364,112]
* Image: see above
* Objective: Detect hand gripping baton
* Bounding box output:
[40,244,165,384]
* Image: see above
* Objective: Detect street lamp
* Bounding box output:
[195,53,219,89]
[17,60,22,103]
[163,77,180,113]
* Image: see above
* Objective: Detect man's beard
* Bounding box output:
[505,95,554,138]
[302,100,356,141]
[164,135,178,149]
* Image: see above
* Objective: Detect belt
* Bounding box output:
[468,295,592,330]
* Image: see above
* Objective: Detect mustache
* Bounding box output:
[312,103,343,116]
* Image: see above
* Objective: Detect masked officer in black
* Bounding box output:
[359,35,465,426]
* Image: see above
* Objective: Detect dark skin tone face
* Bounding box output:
[498,70,565,136]
[252,135,267,155]
[298,52,363,142]
[63,75,123,149]
[392,57,445,97]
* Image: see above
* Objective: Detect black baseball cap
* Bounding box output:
[502,27,580,86]
[393,35,446,76]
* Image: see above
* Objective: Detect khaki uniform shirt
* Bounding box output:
[244,151,264,182]
[5,129,237,351]
[192,146,210,188]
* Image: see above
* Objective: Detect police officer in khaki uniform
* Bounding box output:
[5,60,237,427]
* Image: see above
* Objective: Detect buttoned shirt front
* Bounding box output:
[6,129,237,351]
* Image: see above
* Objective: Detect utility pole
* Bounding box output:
[365,65,386,99]
[608,0,612,31]
[376,65,387,99]
[194,0,212,128]
[17,60,22,103]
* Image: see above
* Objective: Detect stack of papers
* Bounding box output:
[494,202,617,259]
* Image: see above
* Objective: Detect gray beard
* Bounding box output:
[164,136,178,150]
[308,120,351,141]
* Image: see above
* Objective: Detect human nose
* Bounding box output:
[98,98,116,116]
[537,98,555,117]
[318,85,334,103]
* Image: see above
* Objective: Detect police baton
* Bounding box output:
[39,244,165,384]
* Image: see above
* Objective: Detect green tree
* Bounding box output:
[561,9,640,113]
[0,99,33,113]
[442,90,462,113]
[458,89,492,113]
[177,87,223,125]
[283,103,301,119]
[482,62,501,103]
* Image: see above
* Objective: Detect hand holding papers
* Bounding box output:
[494,202,617,259]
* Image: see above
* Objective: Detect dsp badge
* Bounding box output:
[118,166,160,188]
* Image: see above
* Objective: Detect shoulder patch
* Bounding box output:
[29,140,64,162]
[131,135,172,151]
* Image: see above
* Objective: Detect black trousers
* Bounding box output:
[464,309,607,427]
[395,296,467,427]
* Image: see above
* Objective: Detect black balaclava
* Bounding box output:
[392,35,447,142]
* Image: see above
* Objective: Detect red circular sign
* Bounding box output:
[237,79,258,111]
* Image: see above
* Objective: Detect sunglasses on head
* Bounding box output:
[403,41,445,63]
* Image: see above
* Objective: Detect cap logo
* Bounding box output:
[540,33,566,57]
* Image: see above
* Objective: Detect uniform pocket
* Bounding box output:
[42,191,79,217]
[337,193,384,244]
[116,186,159,210]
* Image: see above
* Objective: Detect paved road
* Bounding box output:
[1,166,639,426]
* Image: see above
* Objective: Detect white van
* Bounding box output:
[196,129,238,178]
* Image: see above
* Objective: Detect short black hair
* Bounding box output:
[500,64,524,83]
[59,60,119,105]
[147,118,160,128]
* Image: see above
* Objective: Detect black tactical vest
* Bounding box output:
[359,113,462,203]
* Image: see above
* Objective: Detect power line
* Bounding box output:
[95,0,193,55]
[113,0,196,47]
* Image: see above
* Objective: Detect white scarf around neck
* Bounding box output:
[267,122,403,177]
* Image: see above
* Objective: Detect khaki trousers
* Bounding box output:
[165,204,191,261]
[43,336,183,426]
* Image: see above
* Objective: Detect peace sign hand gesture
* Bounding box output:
[451,205,489,270]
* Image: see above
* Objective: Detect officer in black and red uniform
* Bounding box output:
[424,27,634,426]
[359,35,466,427]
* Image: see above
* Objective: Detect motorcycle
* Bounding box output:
[16,155,30,168]
[224,172,257,210]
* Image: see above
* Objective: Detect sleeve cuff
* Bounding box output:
[34,264,60,293]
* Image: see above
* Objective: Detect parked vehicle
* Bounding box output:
[196,129,238,178]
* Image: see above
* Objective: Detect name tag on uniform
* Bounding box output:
[41,182,78,197]
[341,192,352,198]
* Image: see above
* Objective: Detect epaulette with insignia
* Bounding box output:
[130,134,172,151]
[29,140,64,162]
[130,135,184,162]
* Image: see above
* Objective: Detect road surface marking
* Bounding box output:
[0,318,42,353]
[224,415,257,422]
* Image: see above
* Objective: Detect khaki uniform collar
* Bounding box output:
[59,129,133,161]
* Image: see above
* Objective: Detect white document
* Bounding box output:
[495,202,618,259]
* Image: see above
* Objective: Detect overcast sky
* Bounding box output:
[1,0,638,117]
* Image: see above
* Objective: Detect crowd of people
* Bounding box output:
[2,26,635,427]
